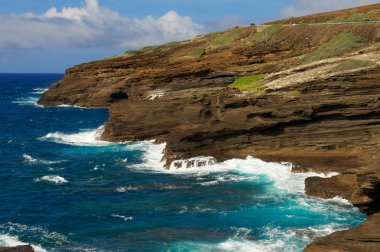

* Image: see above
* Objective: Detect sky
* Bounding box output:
[0,0,379,73]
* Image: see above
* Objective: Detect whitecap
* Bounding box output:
[23,154,63,165]
[115,186,140,192]
[0,234,47,252]
[38,126,114,146]
[34,175,68,184]
[118,158,128,164]
[110,214,133,221]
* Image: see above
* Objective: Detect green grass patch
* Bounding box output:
[303,32,365,62]
[251,24,283,43]
[210,28,243,46]
[229,74,267,90]
[189,48,206,57]
[330,59,376,72]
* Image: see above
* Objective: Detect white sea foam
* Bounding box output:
[110,214,134,221]
[325,196,352,206]
[35,175,68,184]
[57,104,86,109]
[174,223,349,252]
[12,96,40,106]
[134,142,338,194]
[23,154,63,165]
[198,174,259,187]
[0,234,46,252]
[0,222,67,250]
[39,126,114,146]
[127,141,166,170]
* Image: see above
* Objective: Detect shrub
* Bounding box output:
[229,74,267,90]
[330,59,376,72]
[303,32,364,62]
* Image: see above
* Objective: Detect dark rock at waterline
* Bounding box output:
[0,246,34,252]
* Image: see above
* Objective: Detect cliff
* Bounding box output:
[38,4,380,251]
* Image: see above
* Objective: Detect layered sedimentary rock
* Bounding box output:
[38,4,380,251]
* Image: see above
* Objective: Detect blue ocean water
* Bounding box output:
[0,74,365,252]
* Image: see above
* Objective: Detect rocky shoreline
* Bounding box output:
[36,4,380,251]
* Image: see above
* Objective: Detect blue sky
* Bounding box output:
[0,0,378,73]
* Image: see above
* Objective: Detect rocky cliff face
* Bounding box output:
[38,5,380,251]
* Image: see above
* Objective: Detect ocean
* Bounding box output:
[0,74,365,251]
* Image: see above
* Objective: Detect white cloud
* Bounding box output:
[282,0,380,18]
[0,0,204,51]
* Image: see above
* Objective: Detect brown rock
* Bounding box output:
[0,246,34,252]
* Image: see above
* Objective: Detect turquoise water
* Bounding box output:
[0,74,365,251]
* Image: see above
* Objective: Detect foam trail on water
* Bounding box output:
[110,214,134,221]
[0,234,46,252]
[38,126,114,146]
[35,175,68,184]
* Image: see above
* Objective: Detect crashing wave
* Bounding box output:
[38,126,114,146]
[12,96,40,106]
[0,234,46,252]
[131,142,340,195]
